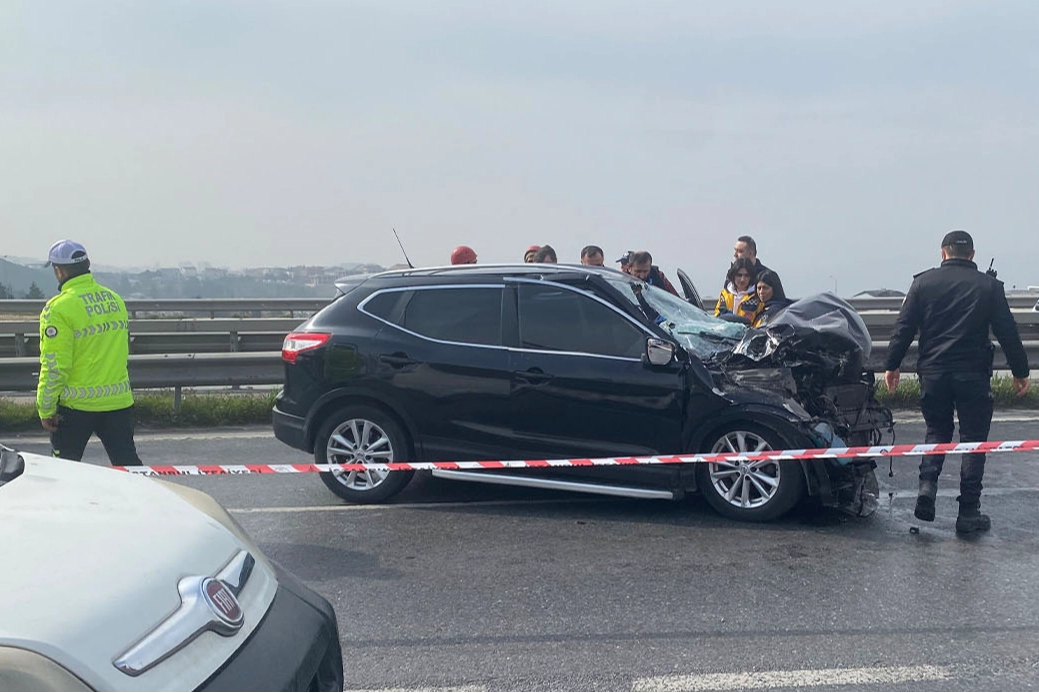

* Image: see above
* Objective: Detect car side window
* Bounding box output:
[362,291,405,322]
[518,284,645,358]
[399,288,503,346]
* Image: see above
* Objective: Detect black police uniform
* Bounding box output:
[886,255,1030,515]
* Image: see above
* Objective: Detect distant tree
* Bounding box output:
[25,282,46,299]
[0,283,13,299]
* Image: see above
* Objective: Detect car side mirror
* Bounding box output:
[645,338,675,366]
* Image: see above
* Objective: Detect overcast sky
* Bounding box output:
[2,0,1037,296]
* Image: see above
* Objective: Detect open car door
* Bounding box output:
[676,268,706,311]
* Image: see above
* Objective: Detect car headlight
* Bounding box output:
[0,647,91,692]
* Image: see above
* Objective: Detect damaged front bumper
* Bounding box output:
[716,367,894,517]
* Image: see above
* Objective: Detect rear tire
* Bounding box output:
[695,423,804,522]
[314,405,414,503]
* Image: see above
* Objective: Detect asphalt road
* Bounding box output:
[9,413,1039,691]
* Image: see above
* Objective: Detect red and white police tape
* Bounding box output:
[113,439,1039,476]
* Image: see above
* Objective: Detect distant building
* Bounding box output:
[854,288,905,299]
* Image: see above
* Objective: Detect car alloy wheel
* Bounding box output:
[694,423,804,521]
[315,405,415,503]
[326,418,394,491]
[707,430,780,510]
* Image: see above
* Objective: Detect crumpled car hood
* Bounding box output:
[719,293,872,378]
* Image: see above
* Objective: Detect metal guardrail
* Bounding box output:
[848,295,1039,311]
[2,295,1037,316]
[0,298,330,316]
[1,297,1035,393]
[0,353,284,392]
[4,312,1039,358]
[864,342,1038,373]
[858,310,1039,342]
[0,318,307,357]
[0,299,321,357]
[1,344,1035,396]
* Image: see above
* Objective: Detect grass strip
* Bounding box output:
[0,390,279,433]
[874,375,1038,409]
[0,398,40,431]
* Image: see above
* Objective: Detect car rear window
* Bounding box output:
[518,284,645,358]
[399,288,503,346]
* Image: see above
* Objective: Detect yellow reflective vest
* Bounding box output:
[37,274,134,418]
[714,286,760,322]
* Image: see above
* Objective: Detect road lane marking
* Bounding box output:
[883,487,1039,500]
[229,486,1039,514]
[632,665,951,691]
[228,497,605,514]
[376,687,487,692]
[6,412,1038,446]
[10,429,273,444]
[894,413,1039,424]
[7,412,1037,453]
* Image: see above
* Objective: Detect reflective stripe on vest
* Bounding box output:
[38,352,62,412]
[74,320,129,339]
[62,381,132,401]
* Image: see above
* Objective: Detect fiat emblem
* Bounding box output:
[201,578,244,630]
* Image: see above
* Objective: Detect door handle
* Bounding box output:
[513,368,553,384]
[379,353,416,368]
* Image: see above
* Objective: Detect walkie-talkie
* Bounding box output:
[986,258,997,279]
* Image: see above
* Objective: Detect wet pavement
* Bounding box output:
[9,413,1039,690]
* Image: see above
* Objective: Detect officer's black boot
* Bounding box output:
[955,497,991,534]
[914,479,937,522]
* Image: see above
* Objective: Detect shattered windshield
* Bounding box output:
[605,276,747,357]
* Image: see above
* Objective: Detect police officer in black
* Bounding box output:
[885,230,1030,534]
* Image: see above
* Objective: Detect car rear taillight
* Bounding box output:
[282,332,331,364]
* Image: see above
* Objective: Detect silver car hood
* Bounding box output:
[0,452,277,691]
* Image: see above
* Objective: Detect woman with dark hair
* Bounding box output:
[752,270,792,327]
[714,257,758,322]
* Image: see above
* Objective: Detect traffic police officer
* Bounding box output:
[885,230,1030,534]
[37,240,142,465]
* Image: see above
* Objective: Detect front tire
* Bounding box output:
[695,424,805,522]
[314,405,414,503]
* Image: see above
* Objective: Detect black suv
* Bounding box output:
[273,264,892,521]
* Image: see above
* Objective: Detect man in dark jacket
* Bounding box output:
[885,230,1030,534]
[628,251,679,296]
[733,235,776,281]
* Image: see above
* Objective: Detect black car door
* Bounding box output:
[505,279,686,462]
[676,268,706,311]
[363,284,514,461]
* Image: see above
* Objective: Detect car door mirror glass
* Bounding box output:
[645,338,675,366]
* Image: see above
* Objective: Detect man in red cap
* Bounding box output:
[450,246,477,265]
[523,245,540,263]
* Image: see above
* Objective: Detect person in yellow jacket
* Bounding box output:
[37,240,142,465]
[713,258,760,323]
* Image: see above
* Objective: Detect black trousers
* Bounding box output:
[51,405,143,466]
[918,373,993,504]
